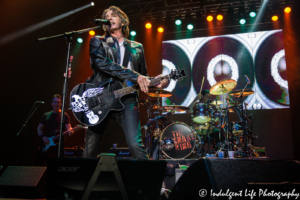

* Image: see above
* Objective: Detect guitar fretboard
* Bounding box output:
[114,74,170,98]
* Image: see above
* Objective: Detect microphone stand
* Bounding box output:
[16,102,43,165]
[37,26,101,157]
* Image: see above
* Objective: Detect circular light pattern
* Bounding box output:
[217,15,223,21]
[145,23,152,29]
[240,19,246,24]
[77,38,83,43]
[130,31,136,36]
[187,24,194,30]
[89,30,95,36]
[207,54,239,86]
[284,7,291,13]
[249,12,256,17]
[175,20,182,25]
[272,15,278,21]
[91,2,94,6]
[207,15,213,22]
[271,49,288,89]
[158,27,164,33]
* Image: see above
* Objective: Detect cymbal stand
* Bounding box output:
[237,82,251,157]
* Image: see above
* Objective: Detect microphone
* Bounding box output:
[36,101,45,104]
[244,75,251,86]
[94,19,111,25]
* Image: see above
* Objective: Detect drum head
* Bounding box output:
[161,122,196,159]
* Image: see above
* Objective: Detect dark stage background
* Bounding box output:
[0,0,299,166]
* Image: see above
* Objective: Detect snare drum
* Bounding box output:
[160,122,197,159]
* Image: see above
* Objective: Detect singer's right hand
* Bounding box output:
[42,136,49,144]
[137,75,150,93]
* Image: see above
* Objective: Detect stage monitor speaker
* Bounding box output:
[168,159,300,200]
[0,166,46,198]
[47,157,167,200]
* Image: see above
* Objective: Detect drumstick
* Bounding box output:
[187,77,205,113]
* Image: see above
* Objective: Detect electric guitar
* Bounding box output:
[42,125,87,152]
[70,69,187,126]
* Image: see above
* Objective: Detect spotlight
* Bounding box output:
[158,27,164,33]
[207,15,213,22]
[175,19,182,25]
[217,15,223,21]
[77,38,83,43]
[145,23,152,29]
[130,31,136,36]
[284,7,291,13]
[249,11,256,17]
[89,30,95,36]
[239,19,246,25]
[272,15,278,21]
[187,24,194,30]
[91,2,94,6]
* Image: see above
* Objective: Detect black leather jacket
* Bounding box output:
[87,33,148,86]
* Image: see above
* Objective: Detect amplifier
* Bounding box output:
[64,147,83,158]
[109,148,132,157]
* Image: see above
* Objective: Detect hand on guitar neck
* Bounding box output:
[137,74,169,93]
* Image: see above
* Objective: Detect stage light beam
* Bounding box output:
[284,7,291,13]
[0,3,94,46]
[249,12,256,17]
[187,24,194,30]
[145,23,152,29]
[89,30,95,36]
[158,27,164,33]
[272,15,279,21]
[175,20,182,25]
[207,15,213,22]
[130,31,136,36]
[217,15,223,21]
[240,19,246,25]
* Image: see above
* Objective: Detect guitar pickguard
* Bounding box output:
[71,87,104,125]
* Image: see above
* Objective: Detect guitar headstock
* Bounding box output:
[169,69,187,81]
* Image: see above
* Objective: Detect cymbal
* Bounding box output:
[210,101,224,106]
[158,105,190,112]
[209,79,237,95]
[147,89,172,98]
[230,89,254,97]
[193,116,211,124]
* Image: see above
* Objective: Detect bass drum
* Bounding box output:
[160,122,197,159]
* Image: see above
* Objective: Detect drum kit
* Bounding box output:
[141,78,262,160]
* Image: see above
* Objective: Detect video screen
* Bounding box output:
[162,30,289,110]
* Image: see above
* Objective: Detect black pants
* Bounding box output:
[83,95,148,160]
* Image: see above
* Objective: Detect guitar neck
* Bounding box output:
[114,74,170,98]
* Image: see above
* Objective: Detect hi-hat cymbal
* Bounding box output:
[147,89,172,98]
[209,79,237,95]
[157,105,189,112]
[210,101,224,106]
[230,89,254,97]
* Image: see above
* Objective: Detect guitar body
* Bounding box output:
[70,81,125,126]
[43,135,57,153]
[42,125,86,153]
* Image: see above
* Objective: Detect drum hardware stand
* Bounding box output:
[237,81,251,157]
